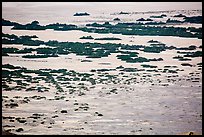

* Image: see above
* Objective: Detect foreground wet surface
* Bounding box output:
[2,63,202,135]
[2,4,202,135]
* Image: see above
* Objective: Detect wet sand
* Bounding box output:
[2,2,202,135]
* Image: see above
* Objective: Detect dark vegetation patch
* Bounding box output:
[173,14,186,18]
[113,18,120,21]
[183,16,202,24]
[73,12,90,16]
[177,51,202,58]
[172,56,192,61]
[181,63,193,67]
[136,18,153,21]
[2,32,44,46]
[80,36,94,39]
[2,19,202,39]
[141,64,157,68]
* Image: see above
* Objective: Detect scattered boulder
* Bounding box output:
[16,128,23,132]
[136,18,153,21]
[73,12,90,16]
[61,110,67,113]
[5,103,19,108]
[98,114,103,116]
[113,18,120,21]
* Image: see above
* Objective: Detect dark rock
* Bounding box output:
[52,115,58,118]
[119,11,130,15]
[113,18,120,21]
[16,128,23,132]
[61,110,67,113]
[6,103,19,108]
[32,113,44,116]
[73,12,90,16]
[17,119,26,123]
[10,119,15,122]
[3,116,15,119]
[98,114,103,116]
[173,14,186,17]
[137,18,153,21]
[116,65,124,69]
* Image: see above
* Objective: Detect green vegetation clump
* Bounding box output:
[177,51,202,58]
[167,70,178,73]
[80,36,94,39]
[22,54,59,58]
[16,48,34,54]
[2,52,9,56]
[142,44,166,53]
[136,18,153,21]
[84,22,202,38]
[120,45,144,50]
[197,62,202,66]
[141,64,157,68]
[2,33,44,46]
[175,45,196,50]
[183,51,202,58]
[166,18,183,23]
[81,60,92,62]
[164,65,178,68]
[9,20,77,31]
[149,58,163,61]
[121,68,138,72]
[144,21,166,25]
[143,46,164,53]
[1,32,164,62]
[36,47,57,54]
[2,64,24,70]
[179,58,191,61]
[184,16,202,24]
[113,18,120,21]
[2,64,97,93]
[96,69,115,72]
[181,63,193,67]
[147,40,160,43]
[73,12,90,16]
[2,18,19,26]
[118,11,130,14]
[2,47,18,54]
[173,55,192,61]
[2,19,202,39]
[150,14,167,18]
[116,65,124,69]
[12,21,46,30]
[45,23,77,31]
[173,14,186,18]
[2,47,35,55]
[119,51,139,56]
[117,54,150,63]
